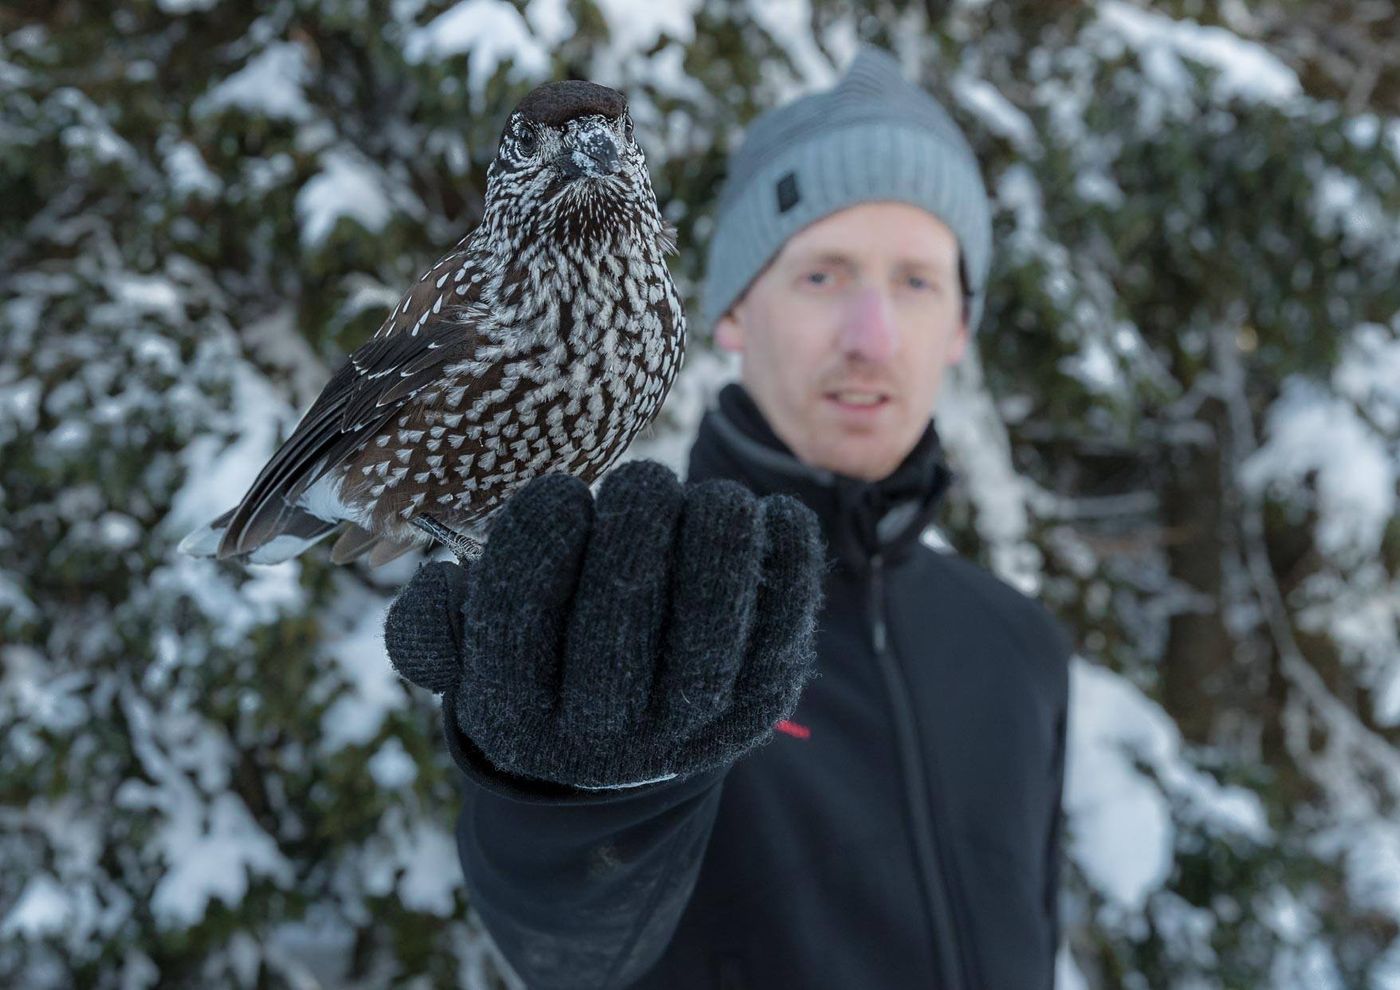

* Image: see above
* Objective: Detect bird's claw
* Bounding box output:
[411,515,483,565]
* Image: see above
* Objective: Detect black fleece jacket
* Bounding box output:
[442,384,1073,989]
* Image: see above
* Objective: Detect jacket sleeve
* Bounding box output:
[440,690,727,989]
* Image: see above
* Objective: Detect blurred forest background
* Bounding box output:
[2,0,1399,987]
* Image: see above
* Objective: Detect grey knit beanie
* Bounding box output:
[701,46,993,336]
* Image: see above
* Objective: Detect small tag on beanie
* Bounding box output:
[776,172,800,213]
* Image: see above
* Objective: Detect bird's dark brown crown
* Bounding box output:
[515,80,626,126]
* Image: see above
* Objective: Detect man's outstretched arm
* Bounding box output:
[383,461,823,988]
[449,722,727,988]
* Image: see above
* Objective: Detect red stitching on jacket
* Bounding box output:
[775,719,811,740]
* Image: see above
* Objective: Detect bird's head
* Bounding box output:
[484,80,662,249]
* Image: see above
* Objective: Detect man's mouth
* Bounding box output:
[826,390,890,408]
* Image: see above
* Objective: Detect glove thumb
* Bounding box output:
[384,561,471,694]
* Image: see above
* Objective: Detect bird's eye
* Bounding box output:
[623,114,634,141]
[517,125,539,156]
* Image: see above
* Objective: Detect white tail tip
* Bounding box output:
[177,523,223,558]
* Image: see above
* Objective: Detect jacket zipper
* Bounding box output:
[868,552,966,990]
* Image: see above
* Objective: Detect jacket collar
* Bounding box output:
[686,383,954,572]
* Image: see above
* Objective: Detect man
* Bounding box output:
[385,47,1073,989]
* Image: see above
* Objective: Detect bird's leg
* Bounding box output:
[412,515,483,565]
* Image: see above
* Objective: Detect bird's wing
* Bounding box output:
[216,246,489,559]
[370,241,489,341]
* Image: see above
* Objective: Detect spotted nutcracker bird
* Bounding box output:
[180,81,685,567]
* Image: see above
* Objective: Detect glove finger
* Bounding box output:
[464,472,594,717]
[385,561,471,694]
[725,494,824,730]
[650,479,764,738]
[672,496,823,773]
[558,460,684,738]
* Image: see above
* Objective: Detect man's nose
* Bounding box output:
[839,286,899,363]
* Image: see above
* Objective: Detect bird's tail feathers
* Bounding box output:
[177,508,233,558]
[330,524,418,568]
[178,505,339,564]
[330,524,379,564]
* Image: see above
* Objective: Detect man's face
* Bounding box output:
[715,201,970,482]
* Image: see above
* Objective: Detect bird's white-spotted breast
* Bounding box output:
[344,201,684,544]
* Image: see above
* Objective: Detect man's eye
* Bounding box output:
[904,272,946,292]
[803,271,832,286]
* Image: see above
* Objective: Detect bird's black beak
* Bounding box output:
[557,121,622,180]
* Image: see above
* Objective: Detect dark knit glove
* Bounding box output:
[384,459,824,790]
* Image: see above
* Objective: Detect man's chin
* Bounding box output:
[806,440,904,482]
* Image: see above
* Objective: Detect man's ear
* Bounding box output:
[715,311,746,353]
[947,320,971,366]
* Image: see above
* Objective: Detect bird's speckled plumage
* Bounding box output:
[182,80,685,567]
